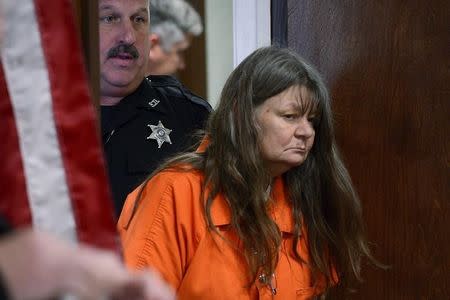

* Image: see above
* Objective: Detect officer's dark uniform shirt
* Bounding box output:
[101,75,212,216]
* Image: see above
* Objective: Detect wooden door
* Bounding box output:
[274,0,450,298]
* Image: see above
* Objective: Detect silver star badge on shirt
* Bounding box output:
[147,121,172,148]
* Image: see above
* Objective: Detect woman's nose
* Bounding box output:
[294,117,315,138]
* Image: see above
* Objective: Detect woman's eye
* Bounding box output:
[283,114,297,120]
[308,114,318,123]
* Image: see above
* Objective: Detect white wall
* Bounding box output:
[205,0,271,108]
[205,0,233,108]
[232,0,271,67]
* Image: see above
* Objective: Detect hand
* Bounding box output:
[0,229,175,300]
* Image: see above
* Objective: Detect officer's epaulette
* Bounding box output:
[147,75,212,112]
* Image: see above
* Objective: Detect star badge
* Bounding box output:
[147,121,172,148]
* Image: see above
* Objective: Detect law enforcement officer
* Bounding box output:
[99,0,211,216]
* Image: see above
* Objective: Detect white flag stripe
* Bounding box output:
[1,0,76,242]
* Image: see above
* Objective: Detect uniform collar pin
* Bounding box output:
[148,98,160,107]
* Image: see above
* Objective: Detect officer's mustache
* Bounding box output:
[107,44,139,59]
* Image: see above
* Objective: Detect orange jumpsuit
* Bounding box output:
[118,169,331,299]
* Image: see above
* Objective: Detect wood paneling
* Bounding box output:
[72,0,99,108]
[284,0,449,298]
[176,0,207,99]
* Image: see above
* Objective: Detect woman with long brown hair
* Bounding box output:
[118,46,375,299]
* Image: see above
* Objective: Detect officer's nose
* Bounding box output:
[118,20,136,45]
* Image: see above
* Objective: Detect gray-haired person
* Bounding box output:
[147,0,203,75]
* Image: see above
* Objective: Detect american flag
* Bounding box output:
[0,0,117,250]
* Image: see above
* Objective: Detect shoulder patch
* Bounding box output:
[148,75,212,112]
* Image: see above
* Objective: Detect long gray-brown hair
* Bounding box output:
[137,46,375,290]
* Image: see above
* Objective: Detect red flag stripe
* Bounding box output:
[1,0,77,240]
[33,0,117,249]
[0,63,32,226]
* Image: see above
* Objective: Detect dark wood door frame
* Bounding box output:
[72,0,99,108]
[271,0,287,47]
[177,0,207,99]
